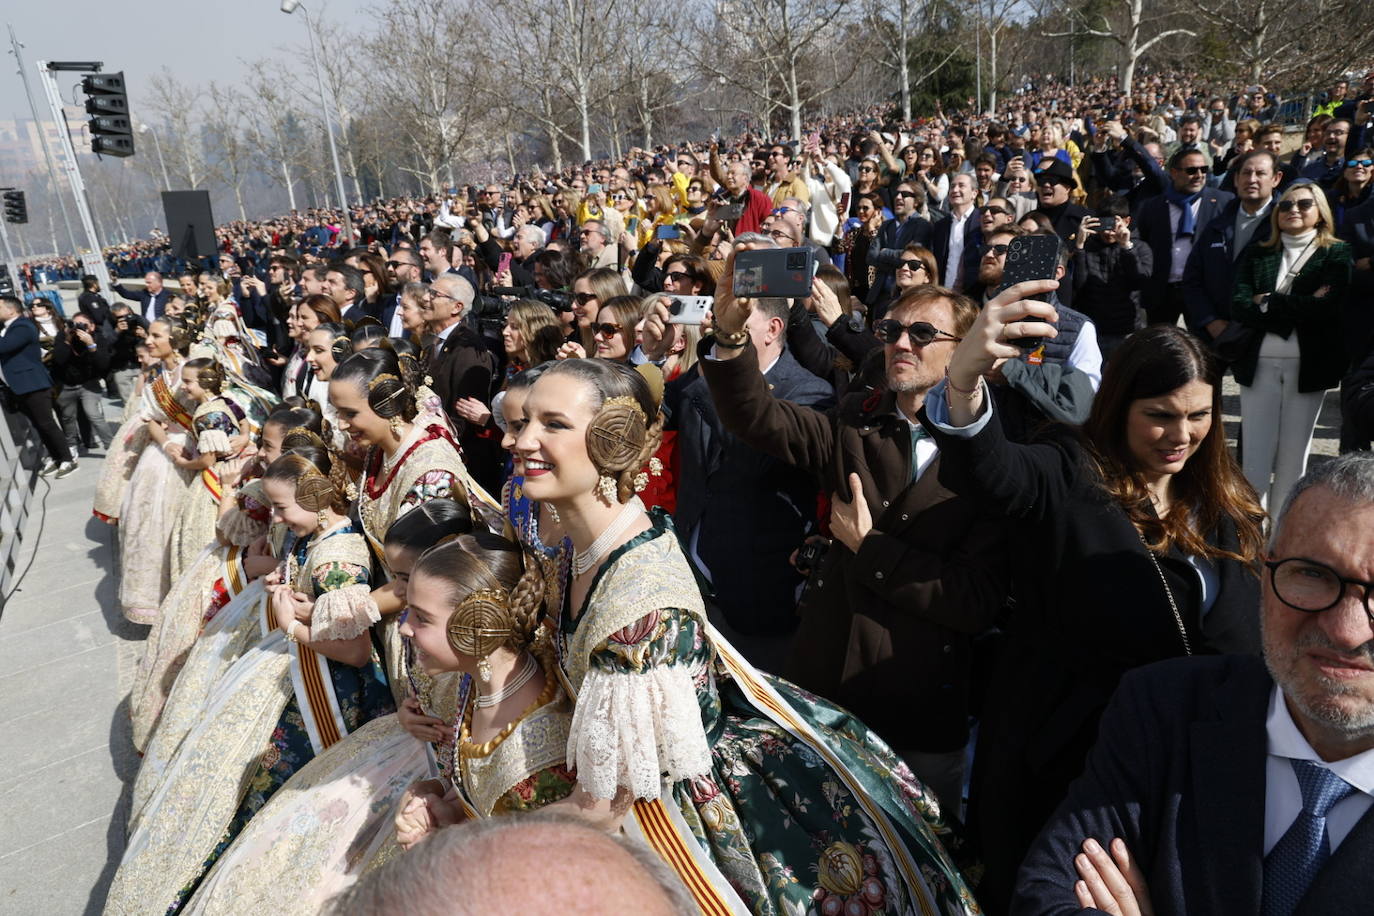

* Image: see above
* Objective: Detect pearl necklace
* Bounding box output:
[572,498,643,577]
[474,652,539,708]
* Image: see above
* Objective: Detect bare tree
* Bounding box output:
[362,0,489,193]
[242,62,308,212]
[306,15,366,202]
[1044,0,1194,94]
[1185,0,1374,85]
[142,70,212,189]
[206,83,254,220]
[863,0,962,121]
[692,0,861,140]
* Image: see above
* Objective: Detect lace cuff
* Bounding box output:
[567,664,712,801]
[310,584,381,641]
[197,429,232,455]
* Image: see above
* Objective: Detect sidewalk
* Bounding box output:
[0,444,143,914]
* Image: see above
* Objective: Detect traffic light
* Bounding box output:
[2,190,26,224]
[82,71,134,157]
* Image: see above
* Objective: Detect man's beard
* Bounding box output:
[977,264,1002,288]
[1264,620,1374,738]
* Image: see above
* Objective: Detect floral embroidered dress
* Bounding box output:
[167,396,249,584]
[118,363,199,624]
[129,478,272,753]
[556,511,981,916]
[106,524,394,916]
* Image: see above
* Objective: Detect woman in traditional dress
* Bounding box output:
[183,501,475,915]
[513,359,980,916]
[117,318,198,624]
[128,406,316,755]
[393,531,574,843]
[164,357,254,582]
[107,450,394,915]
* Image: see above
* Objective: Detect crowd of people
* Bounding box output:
[3,63,1374,915]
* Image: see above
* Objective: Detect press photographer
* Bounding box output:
[51,312,116,454]
[108,304,148,404]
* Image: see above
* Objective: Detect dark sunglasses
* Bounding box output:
[873,319,961,346]
[894,190,918,199]
[897,259,927,272]
[385,260,409,268]
[981,243,1011,257]
[663,270,692,283]
[612,193,630,201]
[1178,165,1208,175]
[1347,158,1374,168]
[982,205,1009,216]
[770,207,795,216]
[591,322,623,337]
[573,292,599,305]
[1278,198,1317,213]
[858,165,877,173]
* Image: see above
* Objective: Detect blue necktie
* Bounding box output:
[1262,759,1357,916]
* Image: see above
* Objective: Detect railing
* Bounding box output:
[0,408,41,613]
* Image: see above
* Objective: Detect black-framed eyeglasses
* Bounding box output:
[573,292,598,305]
[1265,557,1374,622]
[873,319,961,346]
[767,228,797,242]
[897,259,927,272]
[385,260,408,268]
[591,322,623,337]
[982,243,1011,257]
[1278,198,1317,213]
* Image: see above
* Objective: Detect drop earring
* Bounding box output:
[478,655,492,683]
[597,475,618,504]
[389,415,404,437]
[317,509,329,532]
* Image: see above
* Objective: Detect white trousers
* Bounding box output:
[1239,341,1326,514]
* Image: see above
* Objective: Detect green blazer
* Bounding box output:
[1231,239,1352,392]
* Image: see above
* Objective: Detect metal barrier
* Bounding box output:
[0,408,41,611]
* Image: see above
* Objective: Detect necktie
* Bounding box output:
[908,424,929,483]
[1261,759,1358,916]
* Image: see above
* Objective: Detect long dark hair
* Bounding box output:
[1082,326,1264,565]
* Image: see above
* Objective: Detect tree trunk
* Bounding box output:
[282,162,298,211]
[988,25,999,112]
[787,58,803,141]
[898,0,911,122]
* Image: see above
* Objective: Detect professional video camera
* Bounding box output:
[472,286,575,344]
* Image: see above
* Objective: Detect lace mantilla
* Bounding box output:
[310,584,381,641]
[567,664,712,801]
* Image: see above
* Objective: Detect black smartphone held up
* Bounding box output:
[999,234,1060,350]
[655,224,682,240]
[733,247,817,299]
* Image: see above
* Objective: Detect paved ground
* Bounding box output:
[0,410,143,915]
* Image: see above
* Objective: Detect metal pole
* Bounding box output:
[9,24,79,257]
[0,215,20,295]
[298,5,354,246]
[141,125,171,190]
[35,60,113,297]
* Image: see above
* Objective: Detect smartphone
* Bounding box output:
[655,224,681,240]
[733,247,816,299]
[999,234,1061,349]
[497,253,512,276]
[714,201,745,223]
[667,295,713,325]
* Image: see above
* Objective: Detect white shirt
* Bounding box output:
[1168,197,1203,283]
[1234,198,1273,259]
[1264,685,1374,855]
[387,297,405,338]
[897,406,939,481]
[944,208,974,290]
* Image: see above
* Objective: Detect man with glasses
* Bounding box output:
[1301,119,1357,185]
[763,197,833,267]
[383,249,424,336]
[1136,148,1234,327]
[421,274,501,491]
[577,220,617,270]
[699,273,1010,815]
[1203,97,1236,149]
[765,144,811,208]
[1017,454,1374,916]
[717,161,774,235]
[865,181,933,312]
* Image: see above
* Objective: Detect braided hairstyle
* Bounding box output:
[263,451,350,516]
[182,356,225,395]
[262,404,325,443]
[331,347,418,423]
[411,530,549,660]
[313,321,354,368]
[538,359,664,504]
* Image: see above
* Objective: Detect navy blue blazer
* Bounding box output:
[113,284,173,321]
[1014,655,1374,916]
[1135,187,1234,307]
[0,317,56,395]
[929,210,981,290]
[1341,198,1374,361]
[1180,198,1276,331]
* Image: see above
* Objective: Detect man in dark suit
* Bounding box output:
[643,296,833,673]
[113,270,173,321]
[1182,149,1280,350]
[700,278,1009,816]
[865,181,933,311]
[421,274,500,493]
[0,295,77,476]
[1014,454,1374,916]
[382,248,424,336]
[1135,148,1234,326]
[929,173,981,294]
